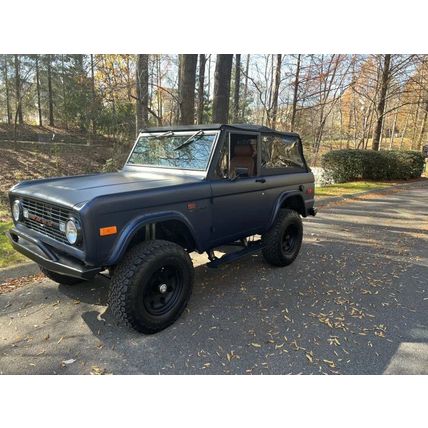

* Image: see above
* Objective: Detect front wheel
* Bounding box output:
[109,240,194,334]
[262,209,303,267]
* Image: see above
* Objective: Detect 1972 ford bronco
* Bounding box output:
[7,124,316,333]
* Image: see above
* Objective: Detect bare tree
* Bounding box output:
[197,54,206,124]
[47,54,54,127]
[14,55,23,125]
[241,54,250,120]
[3,55,11,125]
[212,54,233,123]
[90,54,96,136]
[417,97,428,150]
[35,55,42,127]
[136,54,149,134]
[269,54,282,129]
[233,54,241,122]
[178,54,198,125]
[290,54,301,131]
[372,54,391,150]
[302,55,352,154]
[153,55,163,126]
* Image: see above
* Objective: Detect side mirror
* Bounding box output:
[232,167,249,180]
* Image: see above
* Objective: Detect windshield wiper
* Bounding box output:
[157,130,174,138]
[174,130,204,151]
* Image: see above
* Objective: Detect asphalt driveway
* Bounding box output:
[1,186,427,374]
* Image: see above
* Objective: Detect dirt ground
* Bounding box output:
[0,140,114,208]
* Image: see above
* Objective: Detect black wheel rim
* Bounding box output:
[281,224,299,255]
[142,265,183,316]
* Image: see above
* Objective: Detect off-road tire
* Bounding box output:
[262,209,303,267]
[109,240,194,334]
[39,266,83,285]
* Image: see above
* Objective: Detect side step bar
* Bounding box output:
[207,241,264,268]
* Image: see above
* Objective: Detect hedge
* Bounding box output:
[321,149,425,183]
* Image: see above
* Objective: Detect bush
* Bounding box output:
[321,149,425,183]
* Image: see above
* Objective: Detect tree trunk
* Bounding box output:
[125,55,132,102]
[14,55,23,125]
[178,54,198,125]
[389,110,398,150]
[270,54,282,129]
[233,54,241,122]
[400,113,410,150]
[417,98,428,151]
[175,54,183,124]
[136,54,149,134]
[90,54,96,136]
[371,54,391,150]
[242,55,250,120]
[156,55,163,126]
[212,54,233,123]
[196,54,206,124]
[207,55,212,100]
[75,55,86,132]
[290,54,301,132]
[47,54,54,127]
[3,55,11,125]
[364,106,374,149]
[35,55,42,127]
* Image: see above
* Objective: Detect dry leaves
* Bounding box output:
[61,358,76,367]
[90,366,109,375]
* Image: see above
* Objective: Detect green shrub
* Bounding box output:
[321,149,425,183]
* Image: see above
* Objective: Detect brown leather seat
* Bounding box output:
[230,144,255,176]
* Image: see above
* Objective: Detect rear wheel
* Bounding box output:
[109,240,194,334]
[39,266,83,285]
[262,209,303,267]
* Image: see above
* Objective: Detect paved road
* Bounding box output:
[1,186,427,374]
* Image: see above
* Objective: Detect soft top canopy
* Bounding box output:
[140,123,300,138]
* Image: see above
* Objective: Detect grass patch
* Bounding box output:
[0,218,27,269]
[316,181,394,198]
[0,207,27,268]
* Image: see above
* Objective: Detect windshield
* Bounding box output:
[127,132,218,170]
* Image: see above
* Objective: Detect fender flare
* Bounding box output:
[267,190,306,229]
[106,210,199,265]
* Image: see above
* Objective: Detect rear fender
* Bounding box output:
[268,191,306,230]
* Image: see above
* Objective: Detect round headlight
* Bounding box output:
[12,200,22,222]
[65,218,81,245]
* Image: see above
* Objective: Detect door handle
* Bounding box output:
[255,178,266,183]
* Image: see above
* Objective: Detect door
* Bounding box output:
[209,131,270,245]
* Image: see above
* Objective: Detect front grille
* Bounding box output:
[21,198,74,245]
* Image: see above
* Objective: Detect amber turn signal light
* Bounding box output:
[99,226,117,236]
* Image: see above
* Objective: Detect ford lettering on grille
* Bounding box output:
[28,212,55,228]
[21,198,75,245]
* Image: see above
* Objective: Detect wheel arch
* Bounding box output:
[268,191,307,229]
[106,211,199,265]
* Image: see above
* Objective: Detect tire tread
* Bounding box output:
[109,240,193,334]
[262,209,303,267]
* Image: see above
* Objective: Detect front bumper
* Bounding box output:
[7,228,101,280]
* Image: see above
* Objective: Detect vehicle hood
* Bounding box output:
[10,169,203,209]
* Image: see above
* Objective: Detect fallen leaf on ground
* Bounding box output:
[90,366,108,375]
[322,359,336,368]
